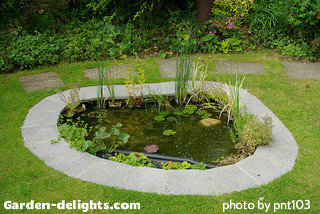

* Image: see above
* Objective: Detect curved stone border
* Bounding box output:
[21,82,298,195]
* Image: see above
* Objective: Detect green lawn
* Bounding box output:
[1,51,319,213]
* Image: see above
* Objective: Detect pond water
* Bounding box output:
[68,101,236,163]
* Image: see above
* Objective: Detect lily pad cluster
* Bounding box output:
[153,105,213,137]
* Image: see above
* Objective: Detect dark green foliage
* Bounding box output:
[5,31,60,70]
[1,0,320,72]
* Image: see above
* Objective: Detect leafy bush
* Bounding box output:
[219,38,243,53]
[245,0,288,41]
[212,0,253,18]
[6,31,60,70]
[287,0,320,40]
[271,38,315,60]
[0,55,14,72]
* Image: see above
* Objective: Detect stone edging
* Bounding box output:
[21,82,298,195]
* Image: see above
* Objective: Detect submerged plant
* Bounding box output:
[146,87,173,112]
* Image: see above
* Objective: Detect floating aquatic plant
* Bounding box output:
[143,144,159,153]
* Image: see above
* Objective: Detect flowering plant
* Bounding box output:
[207,15,238,39]
[124,68,145,107]
[56,83,80,116]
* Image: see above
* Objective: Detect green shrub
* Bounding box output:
[287,0,320,40]
[212,0,253,18]
[245,0,288,41]
[271,38,315,60]
[7,32,60,70]
[0,55,14,72]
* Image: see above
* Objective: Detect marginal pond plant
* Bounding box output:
[124,67,146,107]
[97,62,118,107]
[56,82,81,116]
[175,53,193,105]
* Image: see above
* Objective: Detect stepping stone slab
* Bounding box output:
[158,59,196,78]
[158,59,177,78]
[84,64,135,79]
[18,72,65,92]
[215,61,266,75]
[283,61,320,80]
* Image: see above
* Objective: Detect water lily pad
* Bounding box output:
[186,105,197,110]
[196,109,207,115]
[201,113,212,119]
[163,129,176,136]
[174,111,183,116]
[166,117,176,122]
[154,116,165,121]
[143,144,159,153]
[159,111,169,117]
[183,109,194,114]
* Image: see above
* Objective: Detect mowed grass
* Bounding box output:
[0,51,319,213]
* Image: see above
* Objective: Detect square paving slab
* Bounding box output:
[215,61,265,75]
[158,59,197,78]
[84,64,135,79]
[283,61,320,80]
[18,72,65,92]
[158,59,176,78]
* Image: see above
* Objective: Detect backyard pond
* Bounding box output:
[61,99,236,164]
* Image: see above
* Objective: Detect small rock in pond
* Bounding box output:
[199,118,221,127]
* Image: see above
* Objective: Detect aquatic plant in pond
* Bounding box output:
[67,101,236,163]
[93,123,130,153]
[175,53,193,105]
[188,63,209,104]
[56,82,80,116]
[124,67,145,107]
[108,152,207,170]
[161,161,206,170]
[97,62,118,107]
[143,144,159,153]
[109,152,157,168]
[205,75,246,122]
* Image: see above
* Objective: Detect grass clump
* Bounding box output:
[215,115,274,165]
[239,116,273,148]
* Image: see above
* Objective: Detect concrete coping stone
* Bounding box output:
[21,81,298,195]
